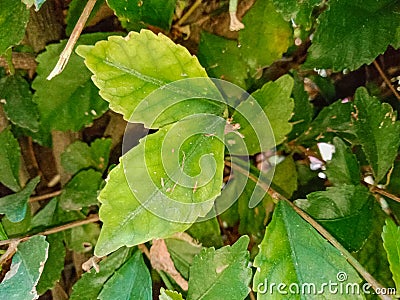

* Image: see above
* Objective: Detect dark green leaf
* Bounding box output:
[64,223,100,253]
[325,137,360,186]
[59,169,103,210]
[98,250,152,300]
[0,128,21,192]
[0,236,49,300]
[0,75,39,131]
[305,0,400,71]
[273,0,322,30]
[253,200,363,299]
[382,219,400,292]
[0,176,40,223]
[0,0,29,54]
[70,247,132,300]
[271,155,298,198]
[186,218,223,248]
[187,236,251,300]
[107,0,176,31]
[2,206,32,237]
[352,87,400,183]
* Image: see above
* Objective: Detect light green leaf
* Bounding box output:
[77,30,211,121]
[96,116,225,256]
[0,128,21,192]
[61,138,112,174]
[32,33,110,134]
[305,0,400,71]
[107,0,176,31]
[382,219,400,292]
[65,0,105,36]
[159,288,184,300]
[70,247,132,300]
[21,0,46,11]
[0,75,39,131]
[59,170,103,210]
[36,233,66,295]
[197,32,249,89]
[325,137,360,186]
[273,0,322,30]
[228,75,294,154]
[253,200,363,299]
[239,0,291,77]
[98,250,152,300]
[0,235,49,300]
[0,0,29,54]
[187,236,252,300]
[352,87,400,183]
[295,185,374,252]
[0,176,40,223]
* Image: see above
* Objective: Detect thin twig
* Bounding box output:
[177,0,202,26]
[368,184,400,203]
[226,160,390,299]
[138,243,151,260]
[0,240,19,265]
[0,214,99,246]
[29,190,62,203]
[249,290,256,300]
[373,60,400,102]
[47,0,97,80]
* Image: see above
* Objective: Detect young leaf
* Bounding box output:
[352,87,400,183]
[295,185,374,252]
[159,288,185,300]
[0,176,40,223]
[70,247,132,300]
[382,219,400,292]
[239,0,292,77]
[273,0,322,30]
[107,0,176,31]
[98,250,152,300]
[61,138,112,174]
[77,30,212,121]
[32,33,111,134]
[0,235,49,300]
[187,236,252,300]
[0,0,30,54]
[305,0,400,71]
[0,128,21,192]
[325,137,360,186]
[0,75,40,131]
[59,169,103,210]
[36,233,66,295]
[253,200,363,299]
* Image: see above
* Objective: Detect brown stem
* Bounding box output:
[0,214,99,246]
[226,160,390,299]
[177,0,202,26]
[373,60,400,102]
[29,190,62,203]
[369,184,400,204]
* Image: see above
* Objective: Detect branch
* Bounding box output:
[29,190,62,203]
[226,160,391,300]
[373,60,400,102]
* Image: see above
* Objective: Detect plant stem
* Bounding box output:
[29,190,62,202]
[373,60,400,102]
[47,0,97,80]
[177,0,202,26]
[226,160,391,299]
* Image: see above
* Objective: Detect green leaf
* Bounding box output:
[61,138,112,174]
[305,0,400,71]
[325,137,360,186]
[77,30,212,121]
[239,0,292,77]
[159,288,184,300]
[186,218,223,248]
[98,250,152,300]
[273,0,322,30]
[21,0,46,11]
[0,176,40,223]
[2,206,32,237]
[32,33,110,135]
[271,155,298,198]
[96,115,225,256]
[64,223,100,253]
[0,235,49,300]
[352,87,400,183]
[0,75,39,131]
[187,236,252,300]
[107,0,176,31]
[0,0,30,54]
[36,233,66,295]
[295,185,374,252]
[59,170,103,210]
[253,200,363,299]
[197,32,249,89]
[382,219,400,292]
[70,247,132,300]
[65,0,105,36]
[0,128,21,192]
[228,75,294,154]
